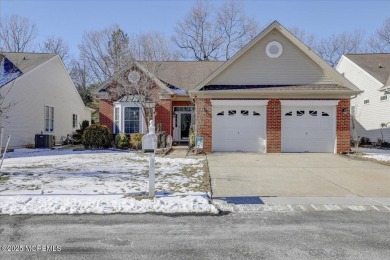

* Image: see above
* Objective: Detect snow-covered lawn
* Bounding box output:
[352,147,390,162]
[0,149,217,215]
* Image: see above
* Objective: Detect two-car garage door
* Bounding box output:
[211,100,337,153]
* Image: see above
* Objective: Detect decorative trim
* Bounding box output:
[266,41,283,58]
[280,100,340,106]
[211,100,269,106]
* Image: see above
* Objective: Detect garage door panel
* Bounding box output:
[282,106,336,153]
[212,105,266,153]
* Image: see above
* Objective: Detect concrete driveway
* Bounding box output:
[208,153,390,197]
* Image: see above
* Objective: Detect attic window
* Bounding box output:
[266,41,283,58]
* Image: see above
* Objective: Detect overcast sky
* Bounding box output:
[1,0,389,57]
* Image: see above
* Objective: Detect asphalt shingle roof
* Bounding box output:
[0,52,56,74]
[346,53,390,85]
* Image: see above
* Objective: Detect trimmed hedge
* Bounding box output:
[115,134,129,149]
[130,133,144,149]
[82,124,113,149]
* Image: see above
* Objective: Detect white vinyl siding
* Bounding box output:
[0,56,92,148]
[337,56,390,141]
[45,105,54,132]
[209,29,335,86]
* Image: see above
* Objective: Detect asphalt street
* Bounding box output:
[1,212,389,259]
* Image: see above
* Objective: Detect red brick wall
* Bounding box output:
[267,99,281,153]
[99,100,113,130]
[195,99,212,152]
[336,99,351,153]
[155,100,172,136]
[172,101,192,107]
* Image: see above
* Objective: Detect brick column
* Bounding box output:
[99,99,113,130]
[155,100,172,136]
[336,99,351,153]
[267,99,281,153]
[195,98,212,152]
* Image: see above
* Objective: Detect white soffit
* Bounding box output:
[211,100,269,106]
[280,100,340,107]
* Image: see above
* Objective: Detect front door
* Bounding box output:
[180,113,191,141]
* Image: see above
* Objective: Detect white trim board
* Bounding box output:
[280,100,340,106]
[211,100,269,106]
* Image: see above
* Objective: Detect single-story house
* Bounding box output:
[336,54,390,142]
[96,21,361,153]
[0,52,93,148]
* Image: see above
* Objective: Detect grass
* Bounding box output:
[0,176,10,183]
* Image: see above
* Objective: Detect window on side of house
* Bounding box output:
[72,114,78,128]
[45,105,54,132]
[114,107,120,134]
[124,107,140,134]
[363,99,369,104]
[380,95,387,101]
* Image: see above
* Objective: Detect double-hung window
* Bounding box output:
[124,107,140,134]
[45,105,54,132]
[72,114,78,128]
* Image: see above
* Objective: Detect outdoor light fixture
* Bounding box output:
[342,108,348,114]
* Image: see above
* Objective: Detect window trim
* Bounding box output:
[113,102,145,134]
[44,105,54,132]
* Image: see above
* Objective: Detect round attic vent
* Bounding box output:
[128,71,140,83]
[266,41,283,58]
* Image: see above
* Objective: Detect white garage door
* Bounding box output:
[212,101,267,152]
[282,104,336,153]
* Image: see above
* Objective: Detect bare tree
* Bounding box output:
[368,17,390,53]
[288,26,316,48]
[0,14,38,52]
[79,25,131,83]
[217,0,260,60]
[315,31,364,67]
[40,35,70,64]
[129,32,179,61]
[172,0,225,61]
[172,0,259,61]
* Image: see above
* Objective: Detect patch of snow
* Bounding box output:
[362,153,390,162]
[0,194,218,215]
[0,149,214,214]
[352,147,390,154]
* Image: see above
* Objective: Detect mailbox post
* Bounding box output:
[142,120,157,197]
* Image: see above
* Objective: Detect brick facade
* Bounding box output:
[99,99,113,130]
[336,99,351,153]
[266,99,281,153]
[155,100,172,136]
[195,98,212,152]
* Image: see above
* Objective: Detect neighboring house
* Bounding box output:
[336,54,390,143]
[97,21,361,153]
[0,52,92,148]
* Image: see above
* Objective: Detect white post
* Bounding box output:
[0,135,10,170]
[148,120,156,197]
[0,127,3,156]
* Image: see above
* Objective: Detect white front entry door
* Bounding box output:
[212,101,267,152]
[281,103,337,153]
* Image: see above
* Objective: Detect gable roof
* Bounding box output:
[0,52,57,74]
[191,21,361,94]
[96,60,223,96]
[345,54,390,90]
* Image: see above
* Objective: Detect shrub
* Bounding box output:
[130,133,144,149]
[72,120,90,144]
[115,134,129,149]
[82,124,113,149]
[359,137,371,146]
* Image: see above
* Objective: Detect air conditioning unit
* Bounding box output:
[35,134,55,148]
